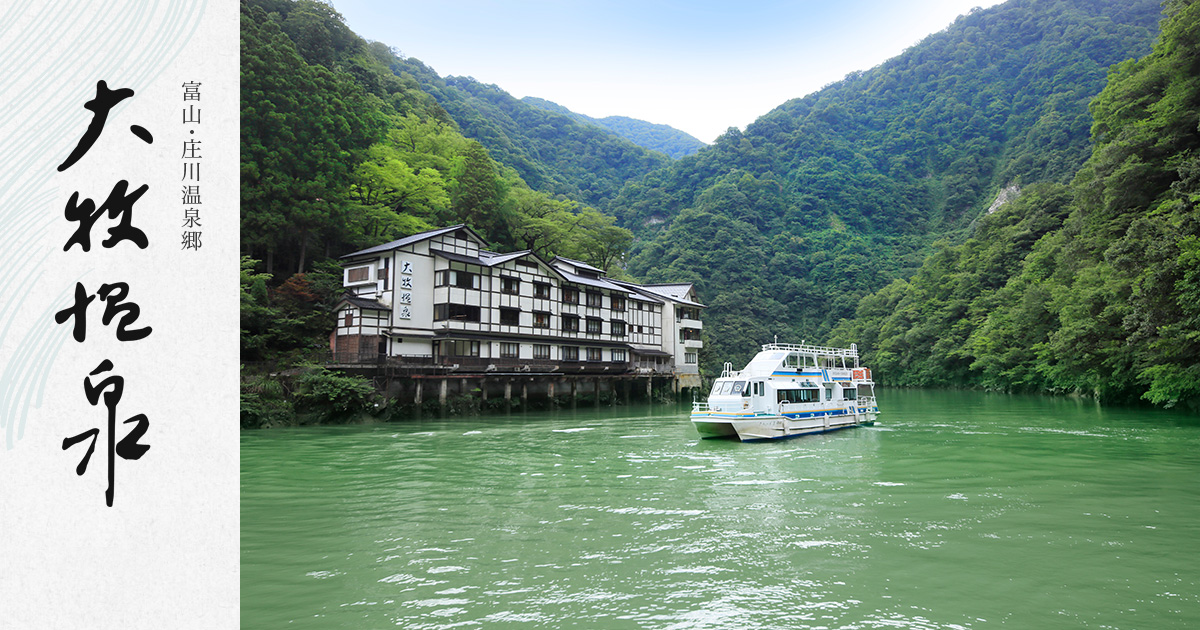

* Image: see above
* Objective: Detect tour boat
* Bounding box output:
[691,342,878,441]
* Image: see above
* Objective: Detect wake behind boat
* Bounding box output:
[691,342,879,441]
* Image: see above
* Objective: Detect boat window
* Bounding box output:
[824,384,833,401]
[777,388,820,404]
[785,354,798,368]
[731,381,746,395]
[710,381,723,396]
[843,386,857,400]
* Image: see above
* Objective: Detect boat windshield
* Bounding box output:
[730,381,746,395]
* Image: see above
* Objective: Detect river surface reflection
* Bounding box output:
[242,390,1200,629]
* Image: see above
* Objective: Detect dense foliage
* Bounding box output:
[393,60,673,207]
[830,0,1200,408]
[619,0,1161,372]
[523,97,707,159]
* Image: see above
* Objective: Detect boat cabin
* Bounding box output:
[704,343,874,416]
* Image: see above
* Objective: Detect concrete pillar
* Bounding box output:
[521,382,528,403]
[594,378,601,408]
[504,380,512,400]
[415,380,422,405]
[571,379,577,409]
[548,380,555,401]
[439,379,448,406]
[481,379,488,402]
[646,377,652,401]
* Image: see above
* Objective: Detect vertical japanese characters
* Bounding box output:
[182,81,202,250]
[53,80,153,507]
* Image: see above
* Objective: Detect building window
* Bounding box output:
[343,311,353,327]
[586,348,602,362]
[517,259,539,270]
[501,276,520,295]
[499,307,520,326]
[562,346,579,361]
[586,292,602,307]
[533,282,551,299]
[533,344,550,360]
[563,287,579,304]
[434,303,481,322]
[562,315,579,333]
[500,342,519,358]
[611,296,625,312]
[435,269,478,289]
[533,311,551,328]
[611,320,626,337]
[586,318,603,334]
[346,265,371,284]
[685,352,698,364]
[612,349,627,362]
[438,340,480,357]
[635,301,644,311]
[681,327,701,341]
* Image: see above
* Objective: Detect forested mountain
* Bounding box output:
[390,59,671,207]
[829,0,1200,408]
[523,96,707,158]
[619,0,1162,374]
[239,0,1192,409]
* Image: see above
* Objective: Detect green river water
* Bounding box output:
[242,389,1200,629]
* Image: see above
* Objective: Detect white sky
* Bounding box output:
[329,0,1004,143]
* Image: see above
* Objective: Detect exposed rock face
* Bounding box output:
[986,185,1021,214]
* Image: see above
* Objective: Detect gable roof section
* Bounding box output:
[608,280,664,303]
[341,224,486,259]
[549,255,604,275]
[433,248,569,281]
[557,268,631,294]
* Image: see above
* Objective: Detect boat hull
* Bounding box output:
[691,410,877,441]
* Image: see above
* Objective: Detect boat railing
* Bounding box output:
[857,396,876,408]
[762,342,858,358]
[692,401,711,413]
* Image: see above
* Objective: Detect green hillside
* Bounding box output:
[391,60,671,207]
[523,96,707,158]
[619,0,1161,373]
[829,0,1200,408]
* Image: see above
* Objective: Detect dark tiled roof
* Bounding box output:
[637,283,704,308]
[339,295,390,311]
[608,280,666,303]
[557,268,631,293]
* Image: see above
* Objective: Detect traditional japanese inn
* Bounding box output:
[329,225,704,406]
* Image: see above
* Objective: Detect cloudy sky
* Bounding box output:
[329,0,1004,143]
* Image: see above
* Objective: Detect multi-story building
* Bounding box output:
[330,225,703,389]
